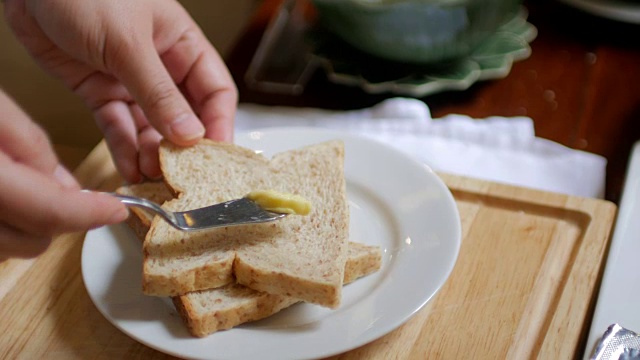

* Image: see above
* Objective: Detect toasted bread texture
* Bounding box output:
[142,140,350,308]
[119,182,381,337]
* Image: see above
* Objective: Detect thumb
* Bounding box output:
[109,40,204,146]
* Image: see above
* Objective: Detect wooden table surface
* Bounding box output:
[0,142,616,359]
[226,0,640,204]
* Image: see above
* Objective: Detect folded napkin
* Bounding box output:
[235,98,607,199]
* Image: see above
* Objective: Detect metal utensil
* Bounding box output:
[110,193,287,231]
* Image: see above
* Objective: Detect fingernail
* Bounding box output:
[110,206,130,224]
[147,173,163,181]
[54,165,80,188]
[170,114,205,142]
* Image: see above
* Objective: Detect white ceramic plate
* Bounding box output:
[81,127,462,360]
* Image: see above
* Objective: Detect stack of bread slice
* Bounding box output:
[117,140,382,337]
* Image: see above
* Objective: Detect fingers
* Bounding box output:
[74,71,163,182]
[53,164,80,188]
[135,120,163,179]
[159,24,237,143]
[110,0,235,145]
[0,91,77,188]
[106,34,205,147]
[95,101,142,183]
[0,154,128,236]
[95,101,163,182]
[129,103,162,179]
[0,144,128,260]
[8,0,237,191]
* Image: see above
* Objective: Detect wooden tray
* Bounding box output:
[0,143,616,359]
[333,173,615,359]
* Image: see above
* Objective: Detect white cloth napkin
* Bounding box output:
[235,98,607,199]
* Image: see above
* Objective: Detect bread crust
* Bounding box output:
[172,288,297,337]
[233,257,340,308]
[174,244,381,337]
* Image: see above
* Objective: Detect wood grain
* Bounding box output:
[0,143,615,359]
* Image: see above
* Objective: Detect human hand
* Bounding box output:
[4,0,238,183]
[0,90,128,259]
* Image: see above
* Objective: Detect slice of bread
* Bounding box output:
[117,183,381,337]
[142,140,350,308]
[173,242,380,337]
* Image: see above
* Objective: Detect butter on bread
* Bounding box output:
[142,139,350,308]
[117,182,381,337]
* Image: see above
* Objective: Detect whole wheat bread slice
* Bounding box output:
[173,242,380,337]
[142,140,350,308]
[117,182,381,337]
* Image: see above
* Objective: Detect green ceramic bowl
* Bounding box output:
[311,0,523,64]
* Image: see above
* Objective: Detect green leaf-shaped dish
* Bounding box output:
[310,9,537,97]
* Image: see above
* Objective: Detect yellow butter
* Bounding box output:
[245,190,312,215]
